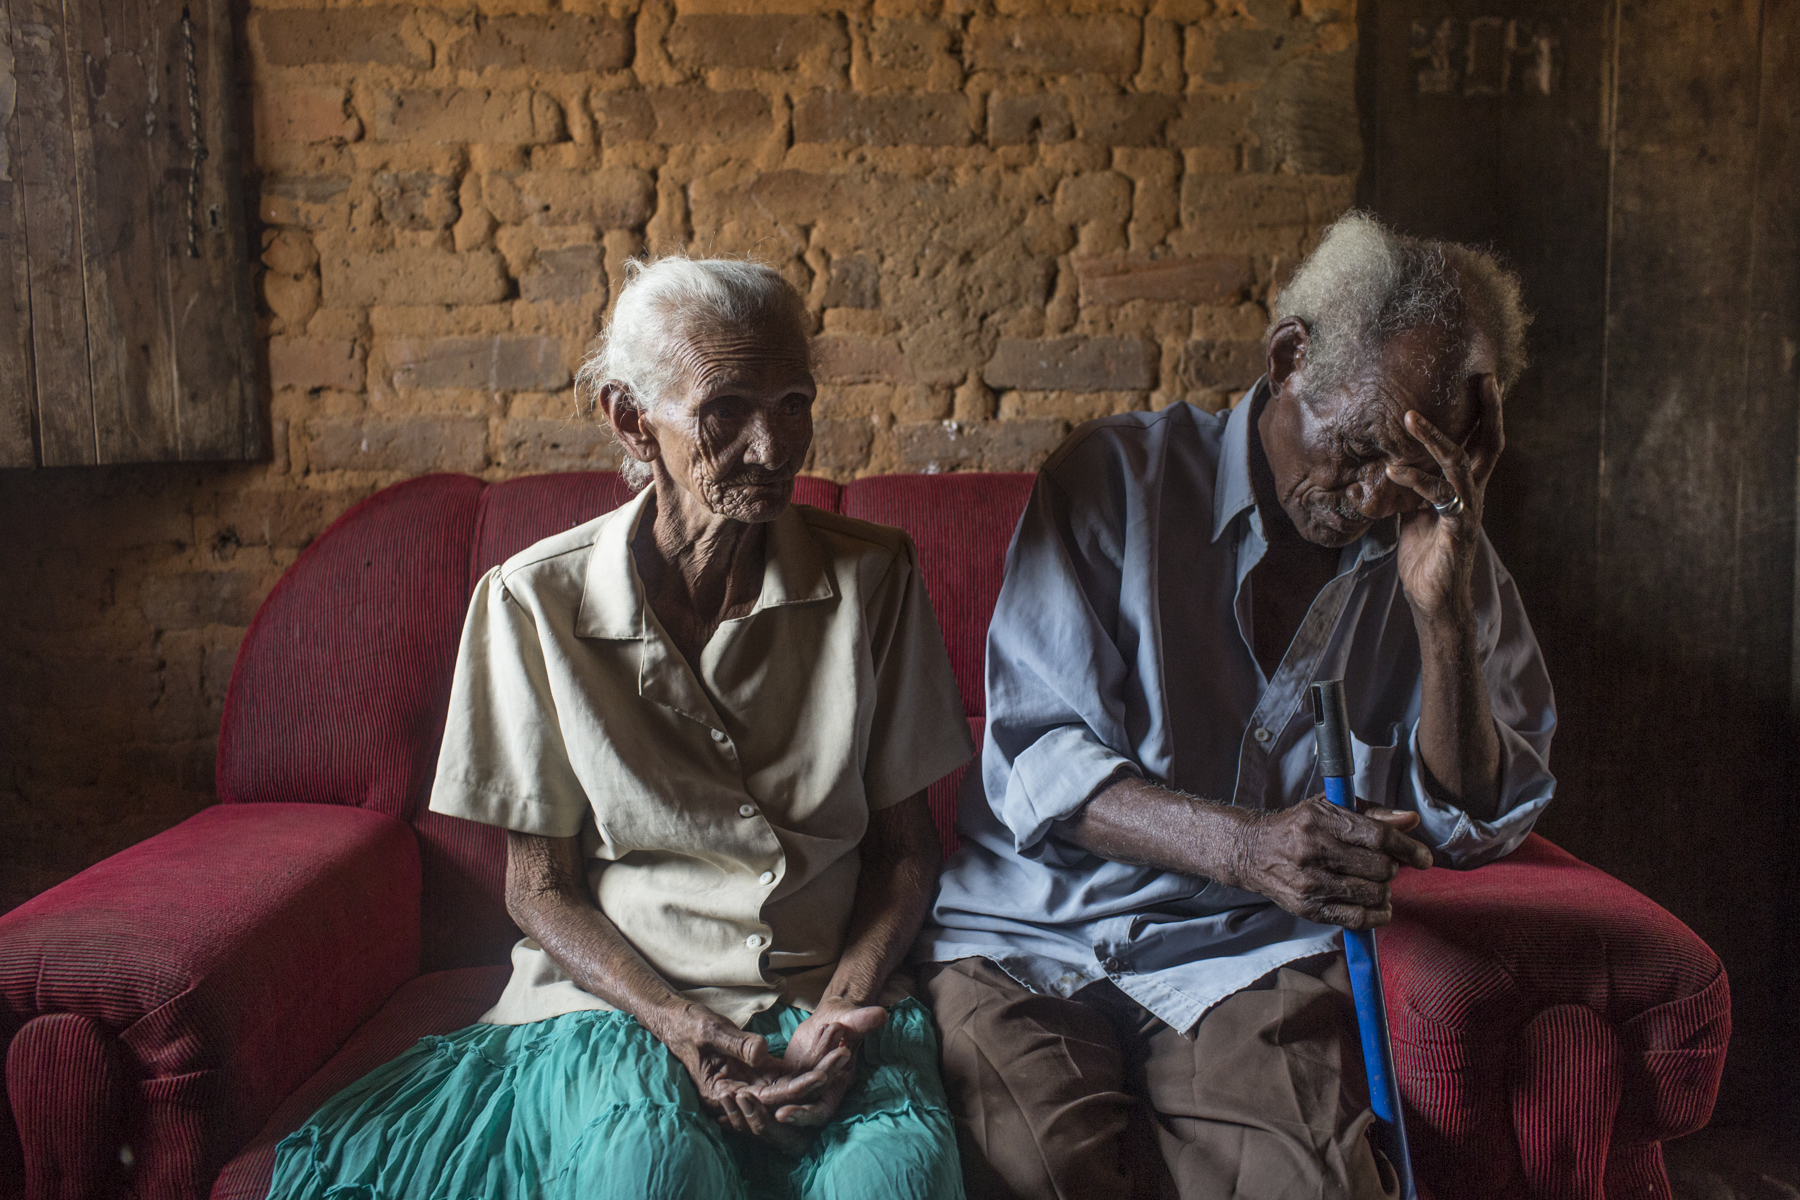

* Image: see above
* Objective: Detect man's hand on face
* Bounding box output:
[1232,795,1434,929]
[1386,374,1506,622]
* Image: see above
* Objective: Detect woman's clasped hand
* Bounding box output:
[656,999,890,1153]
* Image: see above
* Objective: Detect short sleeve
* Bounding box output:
[860,537,977,811]
[428,568,591,837]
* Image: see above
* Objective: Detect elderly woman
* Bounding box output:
[265,259,974,1200]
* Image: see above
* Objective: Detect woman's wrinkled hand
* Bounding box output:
[755,1000,887,1130]
[714,999,888,1155]
[647,999,880,1157]
[645,1003,812,1129]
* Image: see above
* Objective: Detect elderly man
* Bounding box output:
[263,258,973,1200]
[918,214,1556,1199]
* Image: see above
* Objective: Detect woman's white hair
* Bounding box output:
[577,256,811,491]
[1271,211,1530,400]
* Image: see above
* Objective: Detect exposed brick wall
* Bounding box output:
[0,0,1358,912]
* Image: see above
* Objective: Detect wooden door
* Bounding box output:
[1363,0,1800,1124]
[1,0,259,467]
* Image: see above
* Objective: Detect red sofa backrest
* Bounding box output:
[217,471,1035,970]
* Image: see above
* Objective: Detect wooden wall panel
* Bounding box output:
[66,0,181,463]
[1363,0,1800,1124]
[11,0,95,466]
[1361,0,1613,827]
[1,0,257,469]
[169,0,259,461]
[1750,0,1799,1060]
[0,0,35,467]
[1594,0,1794,1117]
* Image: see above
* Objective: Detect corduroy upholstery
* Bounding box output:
[0,804,419,1200]
[0,471,1728,1200]
[1382,835,1730,1198]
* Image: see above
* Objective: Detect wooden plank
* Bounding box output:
[52,0,258,466]
[1751,0,1800,1131]
[11,0,93,465]
[164,0,259,461]
[0,0,36,466]
[64,0,180,463]
[1591,0,1790,1121]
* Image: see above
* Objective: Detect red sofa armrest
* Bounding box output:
[0,803,420,1200]
[1384,832,1729,1198]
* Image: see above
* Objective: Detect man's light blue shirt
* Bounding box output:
[919,385,1557,1034]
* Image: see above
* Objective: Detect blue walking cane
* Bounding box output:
[1310,679,1417,1200]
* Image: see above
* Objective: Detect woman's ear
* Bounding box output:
[1266,318,1309,396]
[598,382,659,467]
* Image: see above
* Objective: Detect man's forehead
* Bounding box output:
[1337,338,1479,445]
[1369,385,1474,440]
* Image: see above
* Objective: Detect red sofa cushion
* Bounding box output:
[841,473,1035,720]
[0,804,419,1199]
[216,474,484,826]
[468,472,637,593]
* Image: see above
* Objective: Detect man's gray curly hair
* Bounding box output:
[576,256,811,492]
[1271,212,1530,402]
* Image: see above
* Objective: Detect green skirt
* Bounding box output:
[266,998,964,1200]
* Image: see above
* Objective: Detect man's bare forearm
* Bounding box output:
[1059,775,1255,884]
[1061,772,1433,929]
[1414,606,1502,822]
[822,792,940,1008]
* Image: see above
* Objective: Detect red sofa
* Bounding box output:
[0,471,1730,1200]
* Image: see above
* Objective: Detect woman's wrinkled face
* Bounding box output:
[1262,326,1481,547]
[648,321,816,524]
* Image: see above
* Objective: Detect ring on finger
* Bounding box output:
[1433,493,1464,517]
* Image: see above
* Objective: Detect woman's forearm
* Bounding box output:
[504,831,692,1032]
[821,792,940,1008]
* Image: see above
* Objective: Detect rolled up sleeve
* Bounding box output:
[980,468,1144,857]
[1355,536,1557,867]
[1003,726,1142,853]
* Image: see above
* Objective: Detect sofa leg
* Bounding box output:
[6,1014,129,1200]
[1511,1005,1625,1200]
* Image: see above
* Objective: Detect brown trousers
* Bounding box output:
[922,955,1398,1200]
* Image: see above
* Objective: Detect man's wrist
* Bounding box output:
[1216,804,1262,892]
[1410,588,1477,645]
[1170,792,1260,888]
